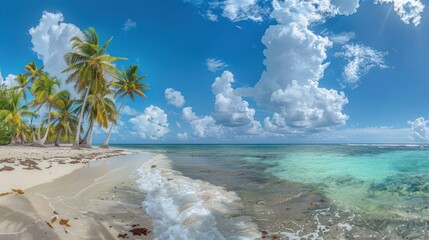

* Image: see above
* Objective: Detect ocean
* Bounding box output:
[118,144,429,239]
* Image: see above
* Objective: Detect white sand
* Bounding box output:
[0,145,124,193]
[0,150,154,240]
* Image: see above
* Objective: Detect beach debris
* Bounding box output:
[69,160,81,164]
[151,165,157,168]
[131,224,139,227]
[0,158,14,163]
[20,160,41,170]
[51,216,57,224]
[59,219,71,227]
[117,233,128,238]
[0,192,11,197]
[11,189,24,195]
[129,227,150,236]
[53,211,59,215]
[45,221,54,229]
[0,166,14,171]
[64,228,68,234]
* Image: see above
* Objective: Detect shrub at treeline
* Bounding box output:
[0,122,11,145]
[0,28,149,148]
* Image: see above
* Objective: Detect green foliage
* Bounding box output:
[0,122,11,145]
[0,27,147,147]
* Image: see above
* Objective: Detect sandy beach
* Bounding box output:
[0,146,154,240]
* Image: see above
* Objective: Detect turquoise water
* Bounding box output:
[119,144,429,239]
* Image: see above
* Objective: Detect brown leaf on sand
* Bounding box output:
[53,211,59,215]
[0,166,14,171]
[45,221,54,229]
[0,158,15,164]
[130,227,150,236]
[20,159,41,170]
[51,216,57,224]
[11,189,24,195]
[0,192,11,197]
[117,233,128,238]
[59,219,69,226]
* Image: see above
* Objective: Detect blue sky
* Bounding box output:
[1,0,429,143]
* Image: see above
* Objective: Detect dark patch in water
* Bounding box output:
[370,174,429,195]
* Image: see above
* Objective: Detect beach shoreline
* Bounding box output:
[0,146,154,240]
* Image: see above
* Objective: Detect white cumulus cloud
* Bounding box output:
[206,58,229,72]
[165,88,186,108]
[239,0,354,134]
[408,117,429,141]
[222,0,265,22]
[212,70,256,127]
[129,105,170,140]
[0,72,17,89]
[336,43,387,88]
[375,0,424,26]
[29,11,83,94]
[182,107,199,121]
[181,71,264,139]
[122,105,139,116]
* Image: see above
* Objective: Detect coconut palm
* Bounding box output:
[63,27,125,148]
[101,65,149,148]
[24,61,44,141]
[11,74,31,103]
[77,87,117,147]
[24,61,44,81]
[0,91,37,144]
[50,94,78,146]
[31,74,69,145]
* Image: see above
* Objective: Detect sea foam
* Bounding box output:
[136,154,259,240]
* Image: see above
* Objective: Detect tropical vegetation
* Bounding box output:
[0,27,149,147]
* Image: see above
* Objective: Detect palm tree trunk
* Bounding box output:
[32,130,36,143]
[38,106,52,144]
[80,124,93,148]
[55,129,62,147]
[30,105,42,143]
[101,97,126,148]
[80,117,94,145]
[37,115,42,139]
[87,126,94,147]
[73,87,90,149]
[9,122,15,145]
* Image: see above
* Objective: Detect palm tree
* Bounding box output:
[101,65,149,148]
[11,74,31,103]
[0,91,37,144]
[24,61,44,81]
[31,74,69,145]
[24,61,44,141]
[50,94,78,146]
[63,27,125,148]
[77,87,117,147]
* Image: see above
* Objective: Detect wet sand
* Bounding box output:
[0,150,154,240]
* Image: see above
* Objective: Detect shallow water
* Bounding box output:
[121,144,429,239]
